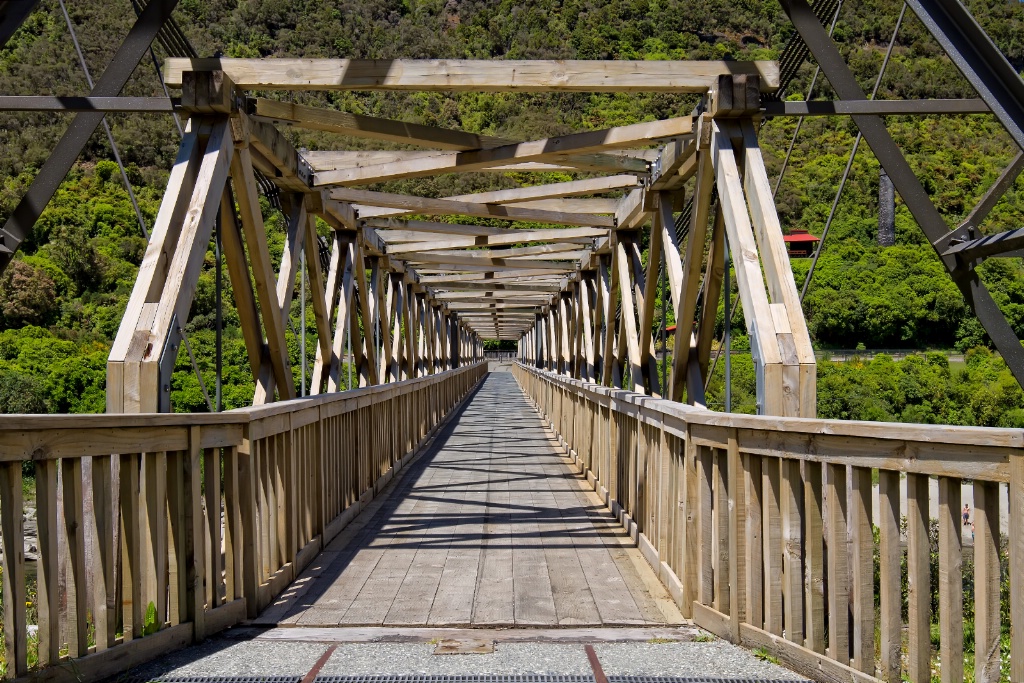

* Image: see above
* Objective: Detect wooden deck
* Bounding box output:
[258,372,683,627]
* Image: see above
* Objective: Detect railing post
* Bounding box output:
[238,437,260,619]
[186,425,206,640]
[1011,452,1024,683]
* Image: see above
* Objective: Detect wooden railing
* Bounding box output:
[514,362,1023,683]
[0,362,486,682]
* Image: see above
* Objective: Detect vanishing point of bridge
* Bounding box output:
[2,4,1024,681]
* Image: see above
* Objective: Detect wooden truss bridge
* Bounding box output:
[2,0,1024,680]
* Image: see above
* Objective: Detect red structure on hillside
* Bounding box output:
[783,228,820,257]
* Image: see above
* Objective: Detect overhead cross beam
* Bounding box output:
[164,58,781,92]
[316,118,691,185]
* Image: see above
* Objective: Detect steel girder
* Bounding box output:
[778,0,1024,387]
[0,0,179,266]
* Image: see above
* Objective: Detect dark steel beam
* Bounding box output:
[905,0,1024,151]
[778,0,1024,387]
[0,1,39,49]
[0,0,180,269]
[944,226,1024,262]
[0,95,176,112]
[763,98,989,116]
[962,150,1024,231]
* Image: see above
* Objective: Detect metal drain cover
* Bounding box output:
[433,639,496,655]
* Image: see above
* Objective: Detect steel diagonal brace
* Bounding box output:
[778,0,1024,387]
[0,0,180,269]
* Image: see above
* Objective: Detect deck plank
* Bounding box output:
[259,372,681,627]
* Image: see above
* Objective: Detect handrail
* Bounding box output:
[513,361,1022,683]
[0,362,487,682]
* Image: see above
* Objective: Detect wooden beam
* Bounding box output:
[316,118,690,185]
[326,240,356,392]
[108,125,202,412]
[738,120,816,417]
[219,191,265,389]
[670,149,714,402]
[376,224,606,247]
[304,150,629,175]
[418,270,566,282]
[430,281,561,292]
[401,259,574,273]
[391,243,586,259]
[166,58,782,92]
[505,198,617,214]
[712,122,783,408]
[302,213,334,393]
[232,146,296,402]
[359,175,639,218]
[249,97,512,150]
[334,188,614,227]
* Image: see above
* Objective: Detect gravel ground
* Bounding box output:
[127,640,329,680]
[319,643,591,676]
[592,641,808,680]
[124,633,808,682]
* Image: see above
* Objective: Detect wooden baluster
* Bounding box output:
[35,459,61,662]
[713,448,730,617]
[204,447,223,608]
[698,444,714,606]
[117,454,143,642]
[937,476,962,683]
[825,463,849,665]
[681,426,699,618]
[762,456,782,636]
[167,450,186,625]
[850,466,874,673]
[144,451,169,627]
[258,438,271,581]
[906,472,931,683]
[878,469,902,682]
[726,433,745,642]
[781,459,803,644]
[974,479,1001,683]
[1012,454,1024,683]
[61,457,89,657]
[186,426,207,639]
[0,461,27,676]
[743,453,763,630]
[802,461,825,654]
[91,455,116,651]
[275,432,288,568]
[223,445,241,602]
[239,440,259,618]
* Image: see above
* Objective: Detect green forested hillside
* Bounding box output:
[1,0,1024,424]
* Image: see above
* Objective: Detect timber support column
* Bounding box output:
[107,71,237,412]
[449,313,460,368]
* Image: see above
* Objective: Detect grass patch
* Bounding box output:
[752,647,779,665]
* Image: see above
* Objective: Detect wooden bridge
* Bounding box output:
[2,359,1022,683]
[1,13,1024,681]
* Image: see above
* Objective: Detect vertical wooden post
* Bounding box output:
[186,426,207,640]
[802,460,825,654]
[907,472,931,683]
[937,476,962,683]
[762,457,782,635]
[974,479,1001,683]
[850,466,874,673]
[825,463,849,664]
[0,462,27,676]
[878,469,902,682]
